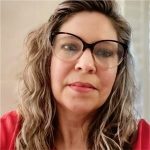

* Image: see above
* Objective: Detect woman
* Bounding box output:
[1,0,150,150]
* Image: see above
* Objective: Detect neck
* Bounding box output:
[55,107,94,150]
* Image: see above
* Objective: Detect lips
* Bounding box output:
[69,82,96,92]
[69,82,95,89]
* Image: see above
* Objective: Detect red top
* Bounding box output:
[0,111,150,150]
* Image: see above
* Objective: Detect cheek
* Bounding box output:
[51,57,64,88]
[99,69,117,96]
[50,57,71,91]
[102,71,116,86]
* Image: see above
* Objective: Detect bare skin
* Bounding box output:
[55,109,91,150]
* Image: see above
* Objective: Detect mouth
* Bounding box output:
[68,82,97,92]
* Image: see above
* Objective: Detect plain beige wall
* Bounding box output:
[1,0,62,115]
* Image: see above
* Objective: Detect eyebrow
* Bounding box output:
[51,31,127,50]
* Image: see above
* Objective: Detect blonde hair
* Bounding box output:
[16,0,137,149]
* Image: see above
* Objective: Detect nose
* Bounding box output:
[75,49,96,74]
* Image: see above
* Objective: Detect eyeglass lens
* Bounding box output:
[52,33,124,69]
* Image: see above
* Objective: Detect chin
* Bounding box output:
[67,103,98,115]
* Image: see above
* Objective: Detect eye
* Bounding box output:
[61,43,78,52]
[95,49,114,58]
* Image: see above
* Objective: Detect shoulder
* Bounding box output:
[0,110,20,150]
[133,119,150,150]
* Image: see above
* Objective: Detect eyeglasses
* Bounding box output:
[50,32,127,69]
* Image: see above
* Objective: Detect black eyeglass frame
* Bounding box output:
[50,31,128,52]
[50,32,128,67]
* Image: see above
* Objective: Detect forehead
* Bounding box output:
[59,11,118,42]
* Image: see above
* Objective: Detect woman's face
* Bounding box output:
[51,11,118,115]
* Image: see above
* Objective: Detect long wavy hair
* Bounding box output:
[16,0,137,149]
